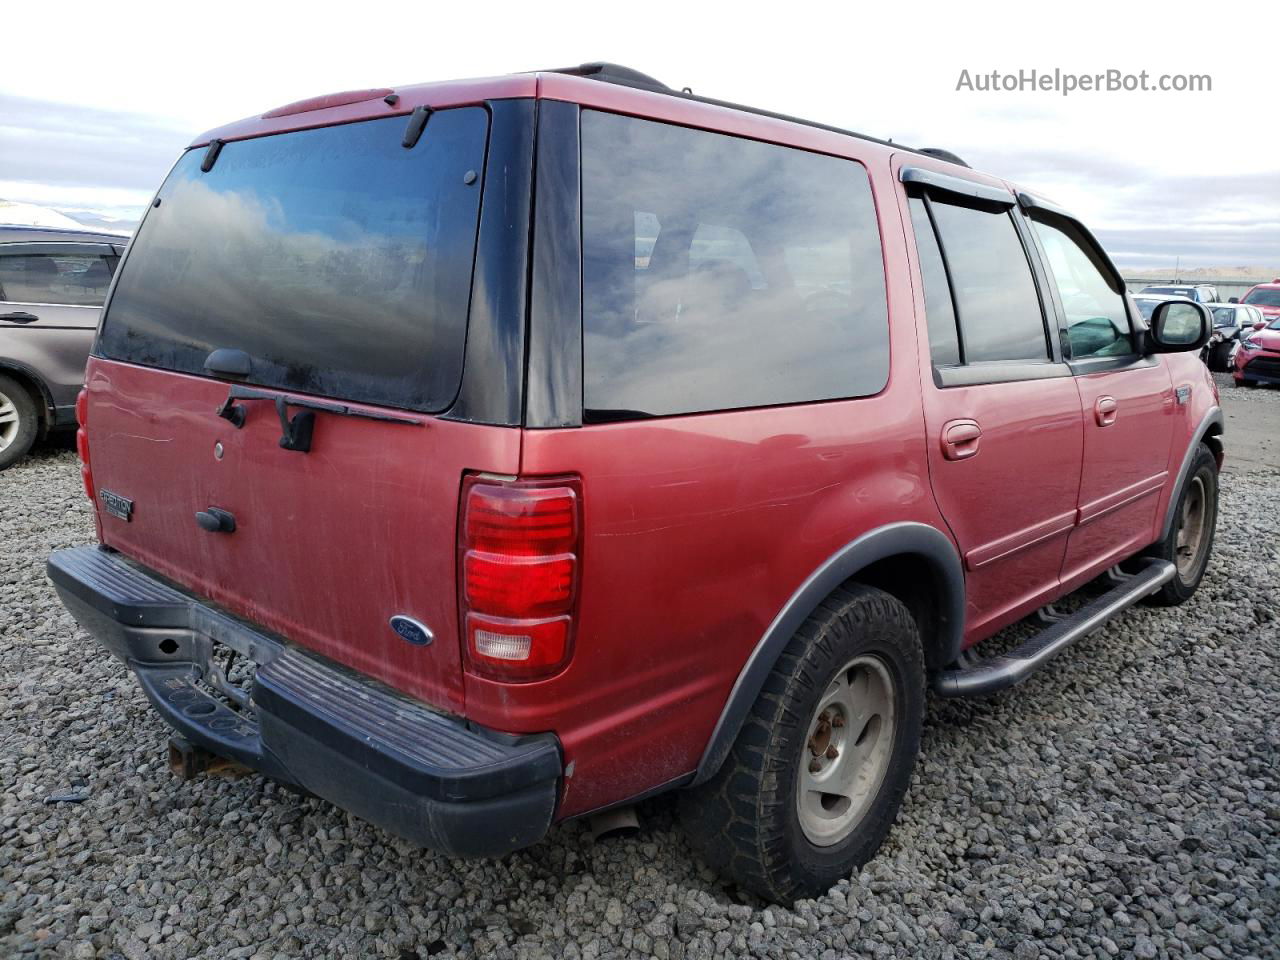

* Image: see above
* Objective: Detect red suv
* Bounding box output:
[48,64,1223,902]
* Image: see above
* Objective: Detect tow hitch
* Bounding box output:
[167,735,250,781]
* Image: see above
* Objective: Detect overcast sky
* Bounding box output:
[2,0,1276,271]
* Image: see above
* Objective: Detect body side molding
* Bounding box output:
[1159,406,1224,542]
[691,522,965,786]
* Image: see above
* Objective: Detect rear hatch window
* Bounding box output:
[99,108,489,412]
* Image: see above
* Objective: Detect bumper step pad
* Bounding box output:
[48,545,562,856]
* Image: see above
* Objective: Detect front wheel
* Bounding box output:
[1143,443,1218,606]
[679,584,924,903]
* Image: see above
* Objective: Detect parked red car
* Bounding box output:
[1233,314,1280,386]
[48,64,1222,902]
[1239,280,1280,325]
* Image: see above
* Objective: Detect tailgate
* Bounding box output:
[81,105,516,712]
[84,359,519,711]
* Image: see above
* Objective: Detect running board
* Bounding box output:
[932,558,1176,698]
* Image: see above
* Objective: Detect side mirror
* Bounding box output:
[1228,297,1239,304]
[1254,320,1267,331]
[1147,300,1210,353]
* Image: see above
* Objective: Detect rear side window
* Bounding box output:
[1029,213,1133,359]
[0,247,117,306]
[100,109,489,413]
[581,111,888,420]
[921,199,1049,363]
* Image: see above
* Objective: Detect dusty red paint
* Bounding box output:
[83,70,1219,820]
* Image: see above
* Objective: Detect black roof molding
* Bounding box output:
[900,166,1015,207]
[548,62,957,161]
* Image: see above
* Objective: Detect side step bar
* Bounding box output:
[933,558,1176,698]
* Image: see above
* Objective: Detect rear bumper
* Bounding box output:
[47,545,561,857]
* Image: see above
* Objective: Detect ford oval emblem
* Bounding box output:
[389,615,433,646]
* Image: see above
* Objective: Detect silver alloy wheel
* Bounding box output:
[796,654,897,846]
[1175,475,1208,578]
[0,389,19,452]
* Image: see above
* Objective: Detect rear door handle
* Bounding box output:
[941,419,982,461]
[1095,396,1118,426]
[0,311,39,324]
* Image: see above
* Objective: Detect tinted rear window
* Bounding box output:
[581,111,889,420]
[99,109,489,412]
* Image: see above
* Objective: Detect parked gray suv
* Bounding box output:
[0,226,126,468]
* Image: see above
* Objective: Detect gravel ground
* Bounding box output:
[3,386,1278,960]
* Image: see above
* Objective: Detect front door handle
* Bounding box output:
[941,419,982,461]
[1095,396,1118,427]
[0,311,39,324]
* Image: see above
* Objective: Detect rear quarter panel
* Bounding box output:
[0,326,95,410]
[467,127,948,816]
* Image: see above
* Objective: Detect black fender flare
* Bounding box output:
[1159,406,1224,543]
[691,521,965,785]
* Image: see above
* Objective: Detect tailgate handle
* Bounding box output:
[195,507,236,534]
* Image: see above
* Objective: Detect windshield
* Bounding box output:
[1243,288,1280,308]
[1211,306,1240,326]
[99,109,489,413]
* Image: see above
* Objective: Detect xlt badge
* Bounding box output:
[99,490,133,522]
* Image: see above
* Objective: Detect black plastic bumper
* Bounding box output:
[47,545,561,857]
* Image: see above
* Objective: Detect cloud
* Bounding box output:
[0,93,190,219]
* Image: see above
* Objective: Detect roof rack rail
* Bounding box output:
[918,147,970,168]
[545,62,966,165]
[546,62,671,93]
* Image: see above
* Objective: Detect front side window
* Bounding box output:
[581,110,889,419]
[0,249,116,306]
[1030,213,1134,359]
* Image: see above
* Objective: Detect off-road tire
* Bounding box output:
[1143,443,1218,606]
[679,584,925,903]
[0,374,39,470]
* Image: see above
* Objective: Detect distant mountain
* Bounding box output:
[60,209,138,235]
[0,199,134,235]
[0,199,85,230]
[1121,265,1279,282]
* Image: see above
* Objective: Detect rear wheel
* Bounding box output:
[0,374,39,470]
[1144,444,1218,606]
[679,584,924,903]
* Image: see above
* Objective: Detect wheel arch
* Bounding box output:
[1159,406,1224,542]
[0,359,54,434]
[691,521,964,786]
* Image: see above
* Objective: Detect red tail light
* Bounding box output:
[75,388,94,501]
[459,475,582,682]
